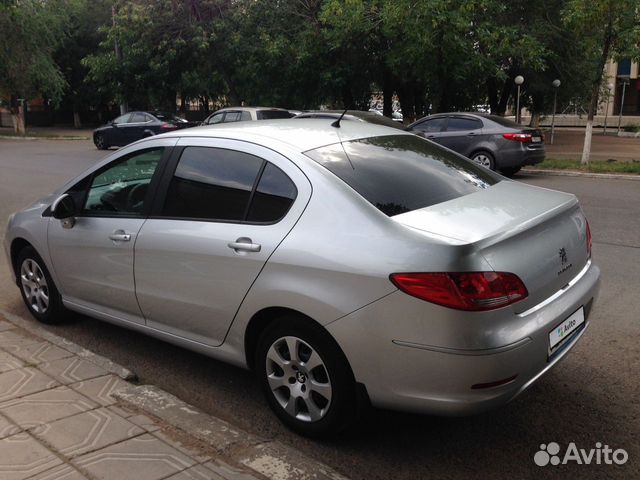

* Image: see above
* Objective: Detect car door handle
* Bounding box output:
[426,135,436,139]
[228,237,261,253]
[467,132,476,136]
[109,230,132,242]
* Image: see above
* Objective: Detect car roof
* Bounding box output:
[212,106,290,113]
[167,118,413,152]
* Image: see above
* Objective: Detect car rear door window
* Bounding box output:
[162,147,263,221]
[305,135,500,216]
[241,111,252,121]
[224,112,241,123]
[412,117,446,132]
[257,110,292,120]
[130,113,147,123]
[246,163,297,222]
[446,117,483,131]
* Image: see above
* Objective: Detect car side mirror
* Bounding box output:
[51,194,77,222]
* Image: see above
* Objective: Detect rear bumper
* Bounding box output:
[496,143,545,168]
[327,261,600,415]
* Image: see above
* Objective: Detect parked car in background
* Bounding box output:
[294,110,404,130]
[6,119,598,437]
[201,107,294,125]
[93,112,194,150]
[407,112,545,175]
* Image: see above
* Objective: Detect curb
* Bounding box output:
[114,385,349,480]
[0,309,348,480]
[521,168,640,181]
[0,308,136,381]
[0,135,90,141]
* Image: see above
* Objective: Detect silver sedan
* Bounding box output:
[4,119,600,437]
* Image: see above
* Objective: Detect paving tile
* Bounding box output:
[166,464,226,480]
[72,433,196,480]
[27,463,89,480]
[0,351,25,374]
[38,357,108,385]
[0,330,42,348]
[6,341,74,365]
[0,385,98,429]
[0,319,15,332]
[0,368,59,403]
[34,407,144,458]
[70,374,131,406]
[0,414,21,440]
[0,432,63,480]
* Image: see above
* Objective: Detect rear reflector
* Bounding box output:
[471,374,518,390]
[389,272,528,311]
[503,133,532,143]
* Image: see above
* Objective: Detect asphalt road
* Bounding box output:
[1,138,638,480]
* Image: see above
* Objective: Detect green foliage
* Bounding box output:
[0,0,70,103]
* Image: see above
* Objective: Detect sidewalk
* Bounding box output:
[0,126,92,140]
[0,312,344,480]
[544,128,640,161]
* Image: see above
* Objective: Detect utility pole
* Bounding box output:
[112,5,127,115]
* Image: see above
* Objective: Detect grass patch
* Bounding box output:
[532,158,640,174]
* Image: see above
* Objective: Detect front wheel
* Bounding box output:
[470,151,495,170]
[94,133,108,150]
[256,316,357,437]
[16,247,66,324]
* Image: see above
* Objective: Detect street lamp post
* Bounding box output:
[514,75,524,124]
[617,79,629,135]
[550,79,561,144]
[603,82,614,135]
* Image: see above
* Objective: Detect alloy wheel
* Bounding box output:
[95,134,105,149]
[20,259,49,314]
[472,153,492,168]
[265,336,332,422]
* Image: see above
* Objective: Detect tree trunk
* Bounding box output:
[487,77,499,114]
[73,108,82,129]
[581,16,613,165]
[529,112,540,128]
[496,77,513,116]
[11,104,26,136]
[382,67,393,118]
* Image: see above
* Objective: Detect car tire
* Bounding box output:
[16,246,66,324]
[500,166,522,177]
[255,315,357,437]
[470,151,495,170]
[94,133,108,150]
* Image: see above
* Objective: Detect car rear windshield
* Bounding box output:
[482,115,520,128]
[304,135,501,216]
[257,110,293,120]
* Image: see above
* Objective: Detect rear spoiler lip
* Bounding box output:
[393,194,579,249]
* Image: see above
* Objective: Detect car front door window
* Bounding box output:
[84,148,164,215]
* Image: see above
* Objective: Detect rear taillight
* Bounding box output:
[503,133,532,143]
[586,221,592,259]
[160,122,177,130]
[389,272,528,311]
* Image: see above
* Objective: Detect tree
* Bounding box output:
[0,0,70,134]
[564,0,640,165]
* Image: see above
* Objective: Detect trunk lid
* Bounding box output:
[392,181,589,312]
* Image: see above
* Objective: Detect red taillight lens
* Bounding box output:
[160,122,177,130]
[390,272,528,311]
[503,133,532,143]
[586,221,592,258]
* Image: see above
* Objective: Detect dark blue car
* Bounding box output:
[93,111,194,149]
